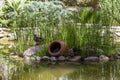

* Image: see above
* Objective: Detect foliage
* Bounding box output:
[8,0,74,53]
[0,0,119,56]
[99,0,120,25]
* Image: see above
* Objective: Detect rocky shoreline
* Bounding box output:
[1,27,120,64]
[10,52,120,64]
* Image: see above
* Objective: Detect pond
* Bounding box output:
[1,56,120,80]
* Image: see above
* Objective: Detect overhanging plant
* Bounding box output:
[99,0,120,24]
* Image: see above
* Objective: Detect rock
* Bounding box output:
[0,34,4,38]
[41,56,50,61]
[7,33,16,41]
[30,57,36,61]
[0,28,10,31]
[50,57,57,61]
[10,52,16,56]
[84,56,99,62]
[9,54,24,60]
[23,45,42,57]
[0,0,5,7]
[0,46,4,49]
[36,56,41,61]
[58,56,66,61]
[10,55,18,59]
[68,56,81,62]
[115,52,120,59]
[24,56,31,60]
[99,55,109,62]
[24,59,35,66]
[8,44,15,48]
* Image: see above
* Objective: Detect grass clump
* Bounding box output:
[0,0,119,56]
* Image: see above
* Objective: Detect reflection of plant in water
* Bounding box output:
[66,62,120,80]
[0,55,30,80]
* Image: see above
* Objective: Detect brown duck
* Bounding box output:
[33,34,44,45]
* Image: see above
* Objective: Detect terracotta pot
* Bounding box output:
[48,40,66,56]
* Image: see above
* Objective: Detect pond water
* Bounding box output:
[1,56,120,80]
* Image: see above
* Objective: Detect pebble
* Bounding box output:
[0,46,4,49]
[50,57,56,61]
[68,56,81,62]
[36,56,41,61]
[58,56,66,61]
[0,34,4,38]
[41,56,50,61]
[30,57,36,61]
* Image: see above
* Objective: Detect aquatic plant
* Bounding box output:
[1,0,119,56]
[99,0,120,25]
[7,0,74,53]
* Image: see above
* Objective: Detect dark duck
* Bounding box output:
[68,46,80,57]
[33,34,44,45]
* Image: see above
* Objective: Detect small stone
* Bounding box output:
[36,56,41,61]
[41,56,50,61]
[0,34,4,38]
[0,28,10,31]
[8,44,15,48]
[99,55,109,62]
[10,52,16,55]
[58,56,66,61]
[30,57,36,61]
[42,56,50,59]
[0,46,4,49]
[10,55,18,58]
[116,55,120,59]
[68,56,81,62]
[84,56,99,62]
[50,57,56,61]
[7,33,16,41]
[115,52,120,59]
[24,56,31,60]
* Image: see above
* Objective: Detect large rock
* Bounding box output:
[23,45,42,57]
[99,55,109,62]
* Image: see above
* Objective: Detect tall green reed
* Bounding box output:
[2,0,118,56]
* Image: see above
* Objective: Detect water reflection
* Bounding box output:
[67,61,120,80]
[1,58,120,80]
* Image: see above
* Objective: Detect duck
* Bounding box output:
[68,46,80,57]
[33,34,44,45]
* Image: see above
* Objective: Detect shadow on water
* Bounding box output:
[1,56,120,80]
